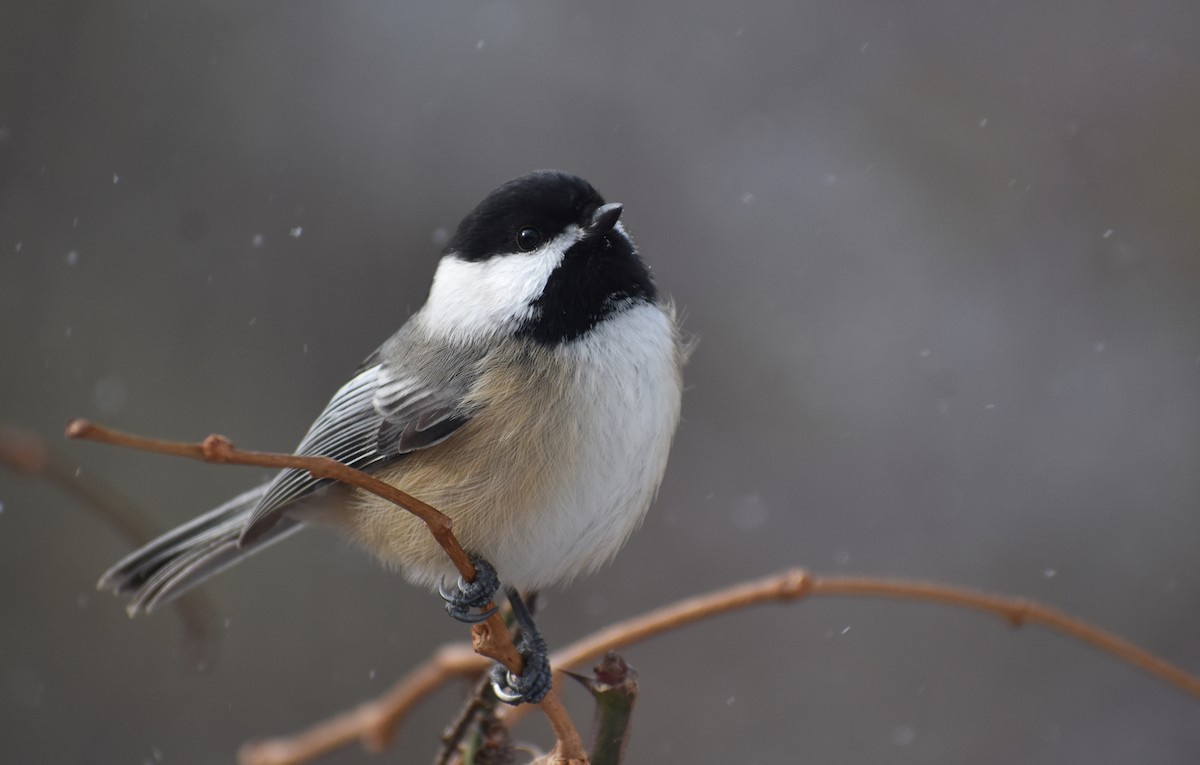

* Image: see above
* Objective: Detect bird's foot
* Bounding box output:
[489,629,552,705]
[438,555,500,624]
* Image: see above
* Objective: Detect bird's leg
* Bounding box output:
[440,561,551,704]
[488,587,552,705]
[438,553,500,624]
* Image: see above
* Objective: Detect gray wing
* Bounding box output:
[238,333,484,545]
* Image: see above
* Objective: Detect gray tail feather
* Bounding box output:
[97,484,303,616]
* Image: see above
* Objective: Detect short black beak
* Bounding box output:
[586,202,623,236]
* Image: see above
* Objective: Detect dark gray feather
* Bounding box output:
[98,483,270,594]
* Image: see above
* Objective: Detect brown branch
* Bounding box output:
[73,416,1200,763]
[502,568,1200,727]
[238,567,1200,764]
[239,644,484,765]
[66,418,586,763]
[64,418,475,575]
[472,621,584,762]
[1,425,219,660]
[436,673,499,765]
[434,594,540,765]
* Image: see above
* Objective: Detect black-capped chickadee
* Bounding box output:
[100,170,685,703]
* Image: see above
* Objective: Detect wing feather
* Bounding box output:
[238,336,483,544]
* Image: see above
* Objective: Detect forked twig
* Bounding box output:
[66,418,586,764]
[241,568,1200,764]
[238,643,484,765]
[503,568,1200,727]
[70,419,1200,765]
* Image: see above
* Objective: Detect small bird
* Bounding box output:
[99,170,685,703]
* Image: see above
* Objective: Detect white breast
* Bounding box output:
[340,300,684,592]
[502,302,684,589]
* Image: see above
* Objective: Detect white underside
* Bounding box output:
[341,233,683,590]
[349,301,683,592]
[485,303,683,589]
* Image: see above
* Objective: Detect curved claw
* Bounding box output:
[488,631,552,705]
[437,556,501,624]
[445,603,498,623]
[490,666,526,704]
[437,576,461,604]
[489,663,552,705]
[490,662,550,705]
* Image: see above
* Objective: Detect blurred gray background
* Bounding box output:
[4,1,1200,763]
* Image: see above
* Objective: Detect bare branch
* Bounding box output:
[64,418,471,571]
[67,418,587,763]
[502,568,1200,727]
[72,417,1200,764]
[239,566,1200,763]
[2,424,218,659]
[239,644,484,765]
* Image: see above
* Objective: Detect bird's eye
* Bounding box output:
[516,227,542,251]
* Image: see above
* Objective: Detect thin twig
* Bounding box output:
[435,597,519,765]
[74,417,1200,762]
[64,418,474,574]
[437,675,496,765]
[66,418,587,763]
[239,644,483,765]
[237,566,1200,763]
[472,622,584,762]
[1,425,219,659]
[502,568,1200,726]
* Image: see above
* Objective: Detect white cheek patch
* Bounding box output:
[420,229,579,341]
